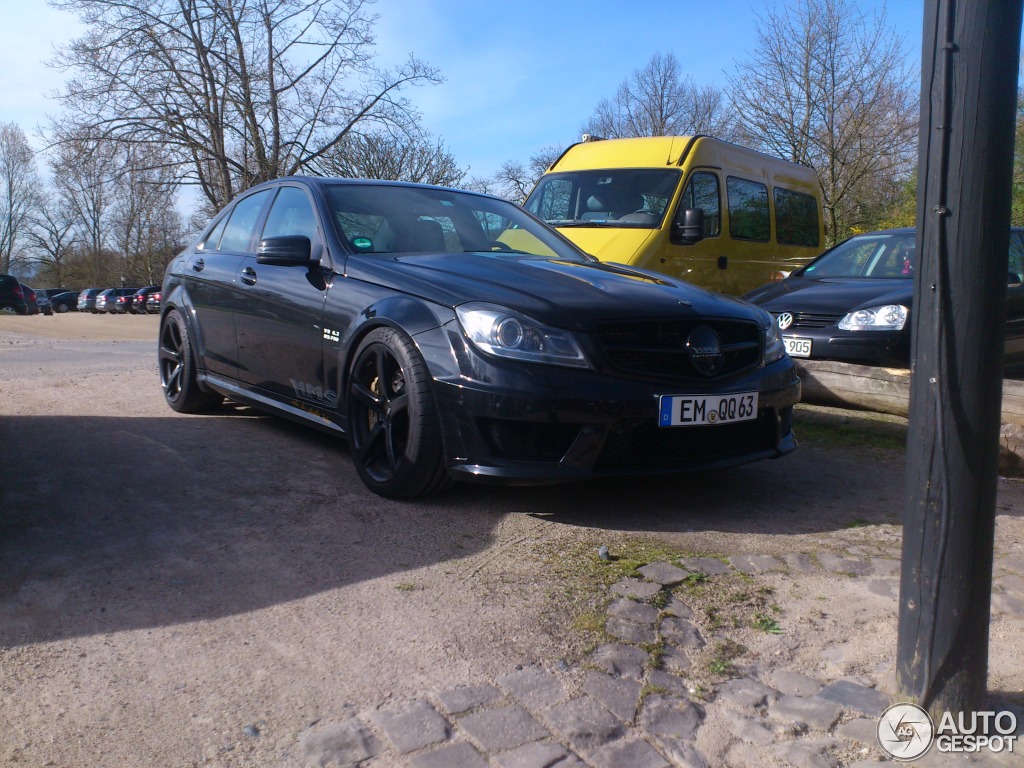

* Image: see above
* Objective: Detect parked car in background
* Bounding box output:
[744,227,1024,373]
[160,177,799,499]
[29,287,53,315]
[0,274,29,314]
[78,288,102,313]
[21,284,40,315]
[96,288,138,313]
[113,288,142,314]
[132,285,161,314]
[49,291,79,312]
[145,290,161,314]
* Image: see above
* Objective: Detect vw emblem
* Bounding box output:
[686,325,723,377]
[776,312,794,330]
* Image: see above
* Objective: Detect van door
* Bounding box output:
[663,170,726,290]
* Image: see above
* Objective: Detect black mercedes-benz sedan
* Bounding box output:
[744,227,1024,372]
[159,178,800,498]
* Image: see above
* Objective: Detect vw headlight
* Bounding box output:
[456,303,591,368]
[838,304,908,331]
[762,312,786,364]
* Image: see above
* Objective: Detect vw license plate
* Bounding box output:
[659,392,759,427]
[784,337,812,358]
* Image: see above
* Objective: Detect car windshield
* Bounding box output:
[799,232,916,279]
[524,168,680,228]
[324,184,590,261]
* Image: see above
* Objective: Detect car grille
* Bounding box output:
[594,318,762,380]
[776,311,842,329]
[595,410,781,471]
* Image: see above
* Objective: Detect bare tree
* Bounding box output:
[581,53,737,141]
[50,137,117,262]
[475,146,564,203]
[110,145,187,285]
[24,199,79,288]
[0,122,41,274]
[49,0,442,210]
[727,0,918,244]
[315,132,466,187]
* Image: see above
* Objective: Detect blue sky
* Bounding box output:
[4,0,925,187]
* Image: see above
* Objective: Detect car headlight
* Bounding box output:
[838,304,908,331]
[762,312,786,364]
[456,303,591,368]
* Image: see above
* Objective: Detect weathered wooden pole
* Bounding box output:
[897,0,1023,714]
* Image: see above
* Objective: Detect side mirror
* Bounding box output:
[672,208,705,245]
[257,235,314,265]
[1009,271,1022,287]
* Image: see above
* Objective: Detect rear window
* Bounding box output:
[727,177,770,242]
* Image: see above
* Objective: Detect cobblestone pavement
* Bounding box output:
[294,550,1024,768]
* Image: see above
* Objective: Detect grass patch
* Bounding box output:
[793,404,907,451]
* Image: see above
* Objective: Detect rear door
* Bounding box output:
[185,189,273,379]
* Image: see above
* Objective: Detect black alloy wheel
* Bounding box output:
[346,327,451,498]
[159,309,221,413]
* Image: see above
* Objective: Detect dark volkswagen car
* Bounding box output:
[160,178,800,498]
[744,227,1024,371]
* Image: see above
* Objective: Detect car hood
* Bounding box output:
[744,276,913,314]
[348,252,760,329]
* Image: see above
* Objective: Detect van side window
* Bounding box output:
[676,172,721,237]
[774,188,820,248]
[727,177,770,242]
[218,190,272,252]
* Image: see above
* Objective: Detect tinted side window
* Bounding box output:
[676,171,721,237]
[727,177,770,242]
[774,188,820,247]
[199,215,228,251]
[218,190,272,252]
[262,187,319,241]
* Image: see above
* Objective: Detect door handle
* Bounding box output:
[191,258,205,272]
[240,266,257,286]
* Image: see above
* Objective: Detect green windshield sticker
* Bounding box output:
[352,237,372,250]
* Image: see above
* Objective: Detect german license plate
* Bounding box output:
[784,336,812,358]
[658,392,759,427]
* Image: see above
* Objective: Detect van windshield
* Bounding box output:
[525,169,681,229]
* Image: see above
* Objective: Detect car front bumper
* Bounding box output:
[430,356,801,485]
[782,329,910,368]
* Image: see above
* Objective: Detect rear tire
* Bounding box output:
[346,327,453,499]
[159,309,222,413]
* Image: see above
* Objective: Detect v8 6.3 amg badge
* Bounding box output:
[877,703,935,761]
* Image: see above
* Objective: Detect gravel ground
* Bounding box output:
[1,311,1022,767]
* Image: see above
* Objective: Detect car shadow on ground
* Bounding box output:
[3,409,1019,649]
[0,412,498,649]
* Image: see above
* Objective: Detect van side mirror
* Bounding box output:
[672,208,705,245]
[1009,271,1022,287]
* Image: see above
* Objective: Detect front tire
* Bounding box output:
[159,309,221,413]
[346,327,452,499]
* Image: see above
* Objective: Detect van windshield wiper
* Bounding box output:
[549,220,615,228]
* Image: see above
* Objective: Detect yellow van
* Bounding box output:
[522,135,824,295]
